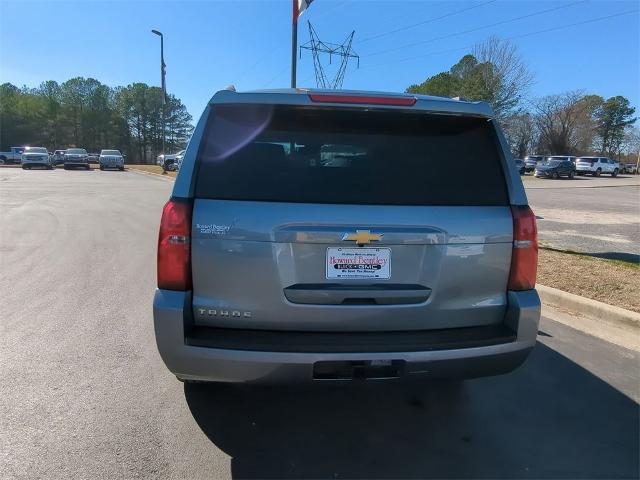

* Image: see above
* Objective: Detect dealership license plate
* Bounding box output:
[326,247,391,280]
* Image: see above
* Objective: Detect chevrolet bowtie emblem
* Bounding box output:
[342,230,383,246]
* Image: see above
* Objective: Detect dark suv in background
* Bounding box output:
[534,158,576,179]
[63,148,90,170]
[524,155,544,173]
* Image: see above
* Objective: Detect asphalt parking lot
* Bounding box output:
[1,169,638,479]
[525,175,640,261]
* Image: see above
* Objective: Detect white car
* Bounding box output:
[622,163,638,174]
[21,146,53,170]
[99,149,125,171]
[156,150,185,171]
[575,157,619,177]
[175,150,186,170]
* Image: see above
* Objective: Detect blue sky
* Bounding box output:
[1,0,638,120]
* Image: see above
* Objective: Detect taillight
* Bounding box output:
[508,205,538,291]
[157,198,192,290]
[308,93,417,106]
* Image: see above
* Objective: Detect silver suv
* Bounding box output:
[99,149,125,171]
[153,89,540,384]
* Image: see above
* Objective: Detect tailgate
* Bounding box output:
[191,201,512,331]
[189,103,514,332]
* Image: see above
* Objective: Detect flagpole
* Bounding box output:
[291,0,298,88]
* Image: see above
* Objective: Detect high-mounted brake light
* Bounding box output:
[309,94,417,106]
[508,206,538,291]
[157,198,192,291]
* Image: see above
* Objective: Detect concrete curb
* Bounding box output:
[127,168,175,181]
[537,284,640,328]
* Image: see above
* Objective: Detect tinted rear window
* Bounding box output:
[194,105,508,206]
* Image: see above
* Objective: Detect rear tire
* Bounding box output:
[595,168,601,177]
[119,167,125,171]
[568,170,575,179]
[552,171,559,179]
[22,165,27,170]
[99,166,104,171]
[612,168,618,177]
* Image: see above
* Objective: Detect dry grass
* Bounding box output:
[126,165,177,178]
[538,248,640,312]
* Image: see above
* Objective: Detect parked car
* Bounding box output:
[621,163,638,174]
[156,153,173,171]
[63,148,90,170]
[515,158,525,175]
[546,155,577,165]
[0,146,26,164]
[175,150,186,170]
[153,89,540,385]
[575,156,619,177]
[157,150,185,172]
[99,149,125,171]
[534,158,576,179]
[52,150,66,166]
[21,146,53,170]
[524,155,544,173]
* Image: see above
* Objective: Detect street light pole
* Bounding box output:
[151,29,166,163]
[291,1,298,88]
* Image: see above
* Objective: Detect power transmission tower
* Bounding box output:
[300,21,359,89]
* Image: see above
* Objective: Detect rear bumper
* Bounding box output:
[153,289,540,383]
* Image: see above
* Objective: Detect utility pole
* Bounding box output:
[291,1,298,88]
[151,29,166,162]
[291,1,315,88]
[300,22,359,89]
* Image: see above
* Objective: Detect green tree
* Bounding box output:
[407,72,459,98]
[0,78,193,162]
[593,96,636,156]
[407,37,533,118]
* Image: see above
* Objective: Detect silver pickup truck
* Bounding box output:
[153,88,540,385]
[0,147,25,165]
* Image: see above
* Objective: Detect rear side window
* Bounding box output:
[194,104,508,206]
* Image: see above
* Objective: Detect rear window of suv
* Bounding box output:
[194,104,508,206]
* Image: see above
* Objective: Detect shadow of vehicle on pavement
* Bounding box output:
[185,342,639,479]
[577,251,640,263]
